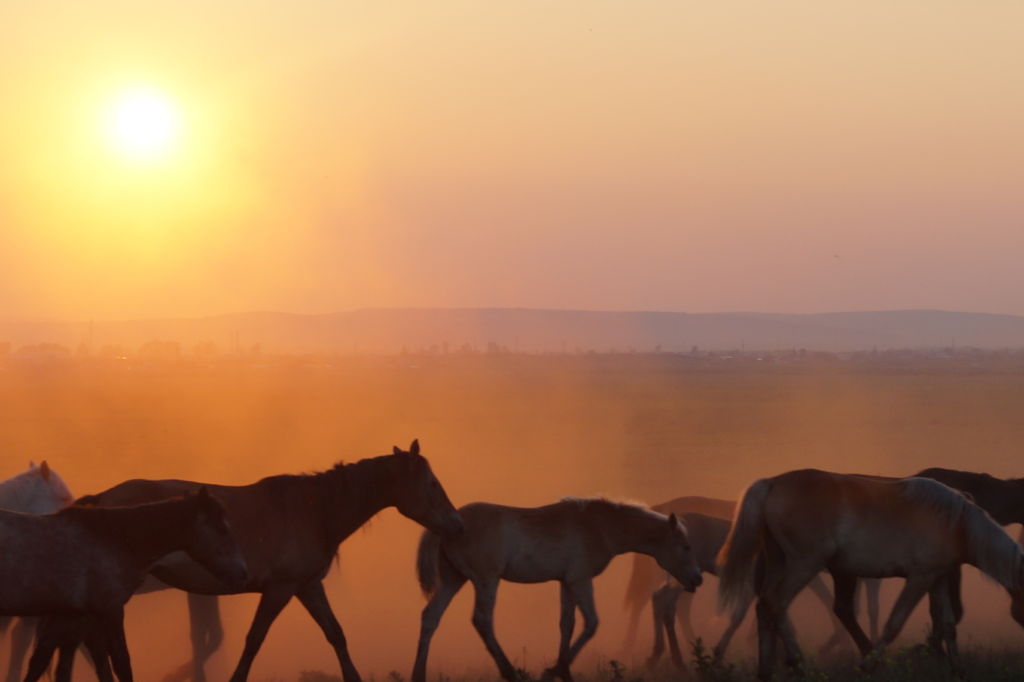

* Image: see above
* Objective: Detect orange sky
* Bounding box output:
[2,2,1022,319]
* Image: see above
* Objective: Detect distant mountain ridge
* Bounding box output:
[3,308,1024,353]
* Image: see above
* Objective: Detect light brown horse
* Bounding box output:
[855,467,1024,648]
[0,488,248,682]
[622,496,848,666]
[69,440,462,682]
[413,498,702,682]
[718,470,1024,681]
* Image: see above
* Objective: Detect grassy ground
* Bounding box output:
[290,643,1024,682]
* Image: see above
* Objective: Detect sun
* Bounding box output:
[104,87,182,161]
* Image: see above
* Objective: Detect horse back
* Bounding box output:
[764,470,966,575]
[915,467,1024,525]
[87,476,335,592]
[654,496,735,521]
[446,502,607,583]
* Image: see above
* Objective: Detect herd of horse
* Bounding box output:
[1,445,1023,682]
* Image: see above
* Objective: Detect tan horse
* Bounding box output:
[856,467,1024,647]
[718,469,1024,681]
[414,498,703,682]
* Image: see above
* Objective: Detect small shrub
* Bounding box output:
[299,672,343,682]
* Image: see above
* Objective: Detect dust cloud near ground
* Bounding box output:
[2,354,1023,680]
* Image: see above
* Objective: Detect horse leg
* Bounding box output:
[161,594,223,682]
[7,617,37,682]
[412,560,467,682]
[662,587,685,669]
[863,578,882,642]
[772,568,819,671]
[808,574,846,655]
[103,611,133,682]
[544,582,576,681]
[82,621,115,682]
[675,587,696,646]
[54,638,77,682]
[296,580,362,682]
[829,572,871,656]
[645,587,668,669]
[227,586,294,682]
[754,549,817,680]
[620,600,644,659]
[21,619,60,682]
[927,579,960,674]
[469,579,517,682]
[870,574,933,660]
[712,592,751,662]
[562,579,599,677]
[947,567,963,625]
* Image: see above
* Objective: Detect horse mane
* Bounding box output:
[901,477,1022,590]
[560,496,667,523]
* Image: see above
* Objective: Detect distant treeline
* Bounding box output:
[5,339,1024,374]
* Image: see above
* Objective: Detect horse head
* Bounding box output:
[8,461,75,514]
[182,487,249,589]
[390,440,464,538]
[652,513,703,592]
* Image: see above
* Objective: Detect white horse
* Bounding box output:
[0,462,75,682]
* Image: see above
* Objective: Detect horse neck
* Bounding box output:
[592,503,665,558]
[961,504,1022,591]
[74,499,198,569]
[322,456,398,545]
[965,477,1024,526]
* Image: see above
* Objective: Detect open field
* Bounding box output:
[2,355,1024,680]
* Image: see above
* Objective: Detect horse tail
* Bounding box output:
[716,477,772,613]
[416,530,442,598]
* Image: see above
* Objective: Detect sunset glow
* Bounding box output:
[104,87,181,162]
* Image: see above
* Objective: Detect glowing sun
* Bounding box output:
[104,88,182,161]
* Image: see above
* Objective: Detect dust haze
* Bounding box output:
[2,353,1022,679]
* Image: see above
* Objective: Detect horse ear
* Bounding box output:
[28,461,35,469]
[410,439,420,456]
[668,512,679,527]
[40,461,51,480]
[392,446,402,456]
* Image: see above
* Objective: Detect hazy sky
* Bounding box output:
[2,2,1022,319]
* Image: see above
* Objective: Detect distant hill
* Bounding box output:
[3,308,1024,354]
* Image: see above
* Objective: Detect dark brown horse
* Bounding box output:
[413,498,702,682]
[0,488,248,682]
[718,470,1024,681]
[61,440,462,682]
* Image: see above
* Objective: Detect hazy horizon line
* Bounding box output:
[5,306,1024,326]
